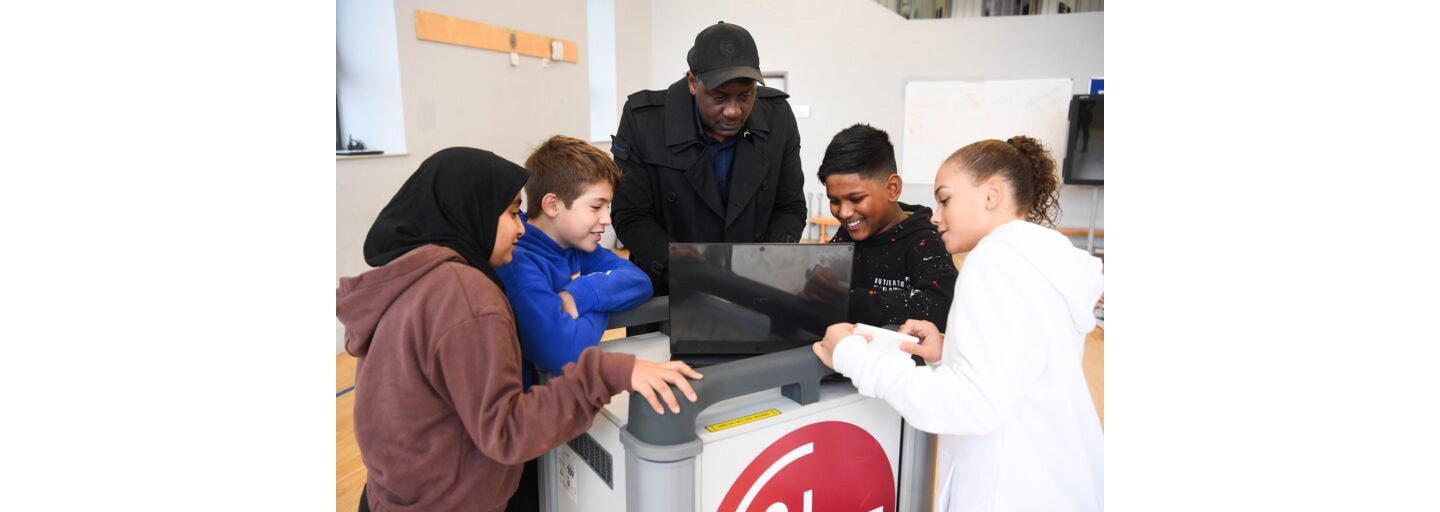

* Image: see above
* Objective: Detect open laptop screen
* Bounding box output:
[668,243,854,357]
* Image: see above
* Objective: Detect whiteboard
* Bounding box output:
[900,79,1073,184]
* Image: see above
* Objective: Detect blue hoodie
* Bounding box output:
[496,214,652,383]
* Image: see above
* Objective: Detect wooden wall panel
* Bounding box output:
[414,9,579,63]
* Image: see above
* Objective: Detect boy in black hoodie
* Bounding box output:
[816,124,958,330]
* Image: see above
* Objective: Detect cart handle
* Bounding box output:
[606,296,669,329]
[624,344,833,446]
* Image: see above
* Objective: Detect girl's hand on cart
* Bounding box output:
[630,360,703,414]
[813,323,869,369]
[813,340,836,369]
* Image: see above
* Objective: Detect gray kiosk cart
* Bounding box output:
[538,298,937,512]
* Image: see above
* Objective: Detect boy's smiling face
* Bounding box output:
[545,181,613,253]
[823,172,904,242]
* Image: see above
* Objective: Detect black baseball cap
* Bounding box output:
[686,22,765,88]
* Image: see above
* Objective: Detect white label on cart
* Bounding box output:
[558,449,578,503]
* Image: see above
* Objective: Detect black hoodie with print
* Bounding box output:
[829,202,958,331]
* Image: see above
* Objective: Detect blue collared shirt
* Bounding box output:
[693,102,738,208]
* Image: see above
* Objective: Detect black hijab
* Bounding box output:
[363,147,529,289]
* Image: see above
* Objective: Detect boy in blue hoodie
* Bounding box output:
[497,135,653,386]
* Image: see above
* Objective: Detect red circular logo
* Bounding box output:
[718,421,895,512]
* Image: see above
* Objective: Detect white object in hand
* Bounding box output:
[853,323,920,353]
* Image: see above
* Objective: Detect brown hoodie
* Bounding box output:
[338,244,635,512]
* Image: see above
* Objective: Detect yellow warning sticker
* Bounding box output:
[705,409,782,433]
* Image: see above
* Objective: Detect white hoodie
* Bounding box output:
[833,220,1104,512]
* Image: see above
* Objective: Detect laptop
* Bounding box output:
[667,242,854,367]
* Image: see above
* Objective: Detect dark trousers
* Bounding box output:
[357,484,370,512]
[506,458,540,512]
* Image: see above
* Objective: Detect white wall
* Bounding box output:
[641,0,1103,230]
[336,0,592,353]
[613,0,652,127]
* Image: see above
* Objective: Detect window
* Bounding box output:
[873,0,1102,19]
[587,0,618,143]
[336,0,406,154]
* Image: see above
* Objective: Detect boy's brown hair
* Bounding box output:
[523,135,623,217]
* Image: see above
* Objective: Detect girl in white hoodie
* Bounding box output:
[813,136,1104,512]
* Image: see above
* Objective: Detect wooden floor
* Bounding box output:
[335,324,1102,511]
[336,366,362,512]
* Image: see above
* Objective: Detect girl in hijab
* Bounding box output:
[338,147,702,512]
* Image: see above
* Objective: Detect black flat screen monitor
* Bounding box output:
[668,243,854,358]
[1062,94,1103,186]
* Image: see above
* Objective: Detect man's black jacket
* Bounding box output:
[611,78,807,296]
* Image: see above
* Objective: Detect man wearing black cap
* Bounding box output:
[611,21,806,297]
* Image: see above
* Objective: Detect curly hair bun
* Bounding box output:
[944,136,1062,227]
[1005,136,1061,227]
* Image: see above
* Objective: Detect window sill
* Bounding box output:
[336,152,409,161]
